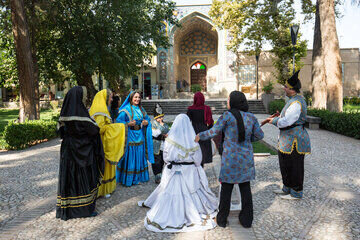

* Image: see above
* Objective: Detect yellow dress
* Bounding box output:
[89,90,125,197]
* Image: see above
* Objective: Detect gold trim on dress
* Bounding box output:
[91,112,112,120]
[117,166,148,174]
[101,176,116,184]
[57,186,98,208]
[59,116,98,126]
[146,217,191,230]
[165,138,200,154]
[128,141,144,146]
[278,138,310,155]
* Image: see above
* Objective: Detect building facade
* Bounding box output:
[128,4,360,99]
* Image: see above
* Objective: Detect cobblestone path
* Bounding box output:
[0,114,359,239]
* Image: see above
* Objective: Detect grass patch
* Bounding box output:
[252,141,277,155]
[0,109,19,134]
[344,104,360,112]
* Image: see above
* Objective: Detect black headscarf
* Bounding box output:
[60,86,91,119]
[229,91,249,143]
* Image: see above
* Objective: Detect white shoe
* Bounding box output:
[105,194,111,198]
[273,189,289,195]
[280,194,301,200]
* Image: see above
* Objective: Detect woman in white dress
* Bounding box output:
[139,114,218,232]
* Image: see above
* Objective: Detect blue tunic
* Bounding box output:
[116,103,154,187]
[199,111,264,184]
[271,94,311,154]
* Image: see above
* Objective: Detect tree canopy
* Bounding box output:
[1,0,177,100]
[209,0,307,84]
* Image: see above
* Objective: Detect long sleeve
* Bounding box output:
[116,111,129,124]
[251,117,264,142]
[272,102,301,128]
[152,128,161,137]
[143,112,154,164]
[94,115,108,135]
[199,112,227,141]
[191,148,203,166]
[93,115,125,163]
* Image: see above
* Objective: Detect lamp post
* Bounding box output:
[142,64,145,99]
[255,53,260,100]
[290,24,299,74]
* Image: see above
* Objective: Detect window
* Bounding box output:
[239,65,256,85]
[191,62,206,70]
[132,76,139,89]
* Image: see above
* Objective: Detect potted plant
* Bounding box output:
[261,81,275,113]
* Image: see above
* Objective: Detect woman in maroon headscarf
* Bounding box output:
[187,92,214,166]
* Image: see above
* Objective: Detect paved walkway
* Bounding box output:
[0,114,359,239]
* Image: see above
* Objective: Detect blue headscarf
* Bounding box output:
[118,91,132,112]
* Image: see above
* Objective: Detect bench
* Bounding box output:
[306,115,321,130]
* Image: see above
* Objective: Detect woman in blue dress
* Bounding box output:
[195,91,264,228]
[116,91,154,186]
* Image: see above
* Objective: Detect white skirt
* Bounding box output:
[138,165,218,232]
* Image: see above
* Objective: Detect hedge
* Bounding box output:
[268,99,360,139]
[343,97,360,106]
[307,109,360,139]
[3,119,58,150]
[269,99,286,115]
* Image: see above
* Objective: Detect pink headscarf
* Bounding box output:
[188,92,214,126]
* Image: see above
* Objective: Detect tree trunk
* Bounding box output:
[10,0,37,122]
[319,0,343,112]
[76,70,97,106]
[28,0,40,119]
[311,0,327,109]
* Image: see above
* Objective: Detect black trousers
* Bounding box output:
[217,182,253,228]
[152,151,164,176]
[278,149,305,192]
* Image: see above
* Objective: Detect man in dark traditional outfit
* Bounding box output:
[56,86,105,220]
[151,103,169,184]
[263,71,311,200]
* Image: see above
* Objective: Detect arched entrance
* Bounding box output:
[190,61,207,91]
[170,13,218,95]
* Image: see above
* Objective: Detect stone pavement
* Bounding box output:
[0,114,359,239]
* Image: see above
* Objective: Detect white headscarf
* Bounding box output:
[164,114,200,162]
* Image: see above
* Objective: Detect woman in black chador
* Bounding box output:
[187,92,214,166]
[56,86,105,221]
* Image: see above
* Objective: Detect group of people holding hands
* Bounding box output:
[56,71,311,232]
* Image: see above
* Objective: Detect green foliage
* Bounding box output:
[303,91,312,106]
[343,97,360,106]
[269,99,286,114]
[209,0,307,84]
[42,0,178,88]
[0,6,18,88]
[3,119,58,150]
[307,109,360,139]
[191,84,202,93]
[0,108,59,136]
[50,101,60,111]
[262,81,274,94]
[0,109,19,135]
[0,0,177,95]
